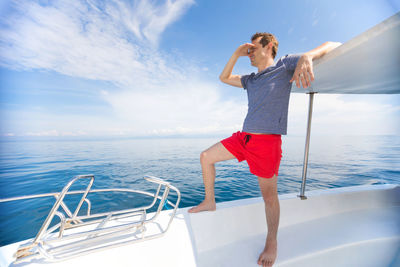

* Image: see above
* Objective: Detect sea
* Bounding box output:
[0,135,399,246]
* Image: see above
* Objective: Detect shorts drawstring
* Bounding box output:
[244,134,251,145]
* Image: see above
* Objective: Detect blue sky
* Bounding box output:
[0,0,399,138]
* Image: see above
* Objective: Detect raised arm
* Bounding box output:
[219,43,255,88]
[290,41,342,88]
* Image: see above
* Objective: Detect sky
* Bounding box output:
[0,0,399,138]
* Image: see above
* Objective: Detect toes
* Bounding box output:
[188,206,197,213]
[188,207,198,213]
[259,257,274,267]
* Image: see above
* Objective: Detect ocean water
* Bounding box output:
[0,135,399,246]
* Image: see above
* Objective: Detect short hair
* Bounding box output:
[251,32,279,59]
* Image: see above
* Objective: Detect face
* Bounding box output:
[248,37,270,66]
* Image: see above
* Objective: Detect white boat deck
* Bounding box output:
[193,184,400,267]
[1,184,399,267]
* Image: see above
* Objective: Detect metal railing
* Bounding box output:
[299,92,316,200]
[0,175,181,263]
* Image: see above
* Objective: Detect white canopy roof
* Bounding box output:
[291,12,400,94]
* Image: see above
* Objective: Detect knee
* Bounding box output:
[200,150,212,165]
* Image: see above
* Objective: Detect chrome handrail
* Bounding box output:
[34,174,95,244]
[299,92,316,200]
[0,175,181,263]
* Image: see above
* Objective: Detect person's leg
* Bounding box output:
[257,175,279,267]
[188,142,236,213]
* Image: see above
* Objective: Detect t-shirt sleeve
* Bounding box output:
[282,54,302,71]
[240,73,254,89]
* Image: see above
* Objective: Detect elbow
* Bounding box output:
[326,41,342,47]
[334,41,343,48]
[219,75,227,83]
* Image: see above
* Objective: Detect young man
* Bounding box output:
[188,32,341,267]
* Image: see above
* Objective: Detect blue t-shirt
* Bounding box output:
[240,54,302,135]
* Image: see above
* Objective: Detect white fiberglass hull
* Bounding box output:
[1,184,399,267]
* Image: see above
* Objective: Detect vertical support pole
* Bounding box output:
[299,92,315,200]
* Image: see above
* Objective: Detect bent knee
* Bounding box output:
[200,150,213,164]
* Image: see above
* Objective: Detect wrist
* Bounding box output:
[302,52,314,61]
[233,50,242,58]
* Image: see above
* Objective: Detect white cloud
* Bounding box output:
[24,130,87,137]
[0,0,398,137]
[4,92,398,137]
[1,91,246,137]
[288,94,400,136]
[0,0,194,88]
[104,80,247,136]
[0,0,244,136]
[0,0,247,136]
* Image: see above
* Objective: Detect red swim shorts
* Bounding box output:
[221,131,282,178]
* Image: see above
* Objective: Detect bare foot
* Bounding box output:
[188,200,216,213]
[258,239,277,267]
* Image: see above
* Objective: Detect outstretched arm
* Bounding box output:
[219,43,255,88]
[290,41,342,88]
